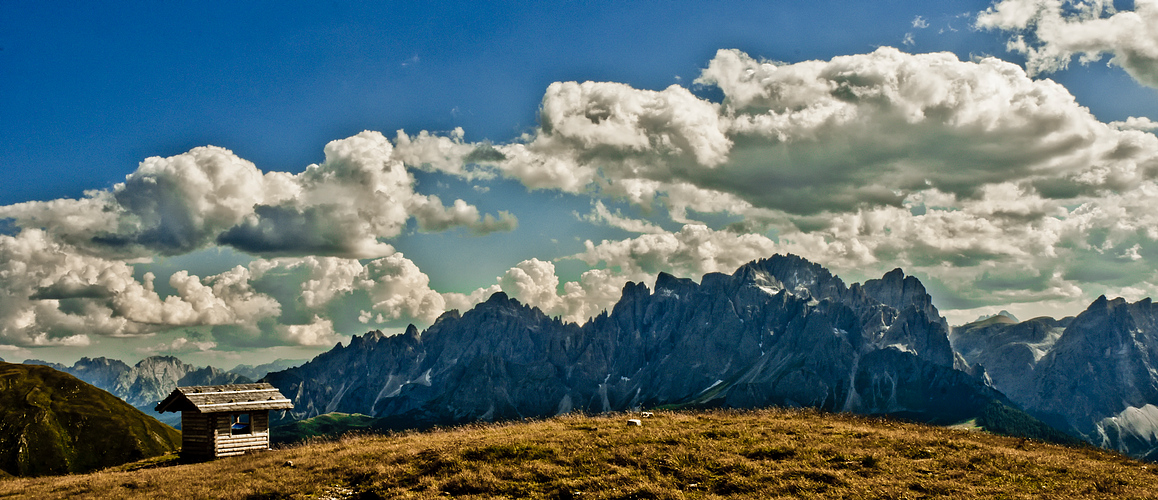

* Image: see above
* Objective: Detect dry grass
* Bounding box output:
[1,408,1155,499]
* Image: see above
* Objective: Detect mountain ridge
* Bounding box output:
[24,355,252,426]
[264,254,1033,441]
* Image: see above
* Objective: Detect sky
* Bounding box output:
[2,0,1158,368]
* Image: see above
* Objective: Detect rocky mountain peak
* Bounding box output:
[484,291,512,305]
[350,330,387,348]
[861,268,932,313]
[403,324,420,340]
[267,252,1014,436]
[654,272,696,295]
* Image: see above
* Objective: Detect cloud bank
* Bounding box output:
[4,42,1158,354]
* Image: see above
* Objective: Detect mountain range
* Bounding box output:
[18,253,1158,461]
[263,255,1060,441]
[19,356,301,427]
[952,296,1158,460]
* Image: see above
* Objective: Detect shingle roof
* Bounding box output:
[154,383,294,413]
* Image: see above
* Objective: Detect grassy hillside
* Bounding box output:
[270,412,376,446]
[4,408,1157,499]
[0,362,181,477]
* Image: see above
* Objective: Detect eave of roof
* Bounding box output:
[155,383,294,413]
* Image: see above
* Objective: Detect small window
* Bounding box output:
[231,413,251,435]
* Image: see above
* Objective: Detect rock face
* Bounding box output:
[952,296,1158,459]
[1032,297,1158,445]
[0,362,181,476]
[951,315,1069,406]
[267,255,1011,430]
[28,356,251,426]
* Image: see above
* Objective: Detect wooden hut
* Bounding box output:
[155,383,294,460]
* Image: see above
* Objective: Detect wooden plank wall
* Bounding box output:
[181,413,215,460]
[213,411,271,457]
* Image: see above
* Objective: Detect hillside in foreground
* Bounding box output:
[3,409,1156,499]
[0,362,181,478]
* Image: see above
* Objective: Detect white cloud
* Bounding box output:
[359,253,448,325]
[248,252,450,328]
[1,131,516,260]
[489,80,731,206]
[575,224,779,277]
[492,259,630,324]
[580,201,667,234]
[977,0,1158,88]
[135,336,218,355]
[913,15,929,29]
[1111,116,1158,131]
[220,131,516,258]
[0,230,281,347]
[472,47,1157,225]
[279,316,340,346]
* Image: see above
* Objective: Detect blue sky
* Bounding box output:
[2,0,1157,367]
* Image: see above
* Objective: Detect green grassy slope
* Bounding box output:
[270,412,376,446]
[0,362,181,477]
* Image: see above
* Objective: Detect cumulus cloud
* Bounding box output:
[580,201,667,234]
[488,80,732,207]
[1,131,517,260]
[219,131,517,258]
[1111,116,1158,131]
[472,47,1157,223]
[248,252,451,328]
[696,47,1158,210]
[7,45,1158,352]
[358,253,448,324]
[491,259,623,323]
[575,224,778,277]
[135,336,218,355]
[0,230,281,347]
[977,0,1158,88]
[278,316,340,346]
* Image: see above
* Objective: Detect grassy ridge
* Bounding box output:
[0,362,181,477]
[3,408,1156,499]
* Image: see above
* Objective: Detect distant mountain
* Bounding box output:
[267,255,1036,439]
[230,358,306,381]
[952,296,1158,459]
[29,356,251,427]
[22,359,67,371]
[969,310,1020,324]
[950,315,1071,409]
[0,362,181,477]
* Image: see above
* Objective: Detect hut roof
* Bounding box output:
[154,383,294,413]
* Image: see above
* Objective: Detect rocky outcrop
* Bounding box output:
[267,254,1013,432]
